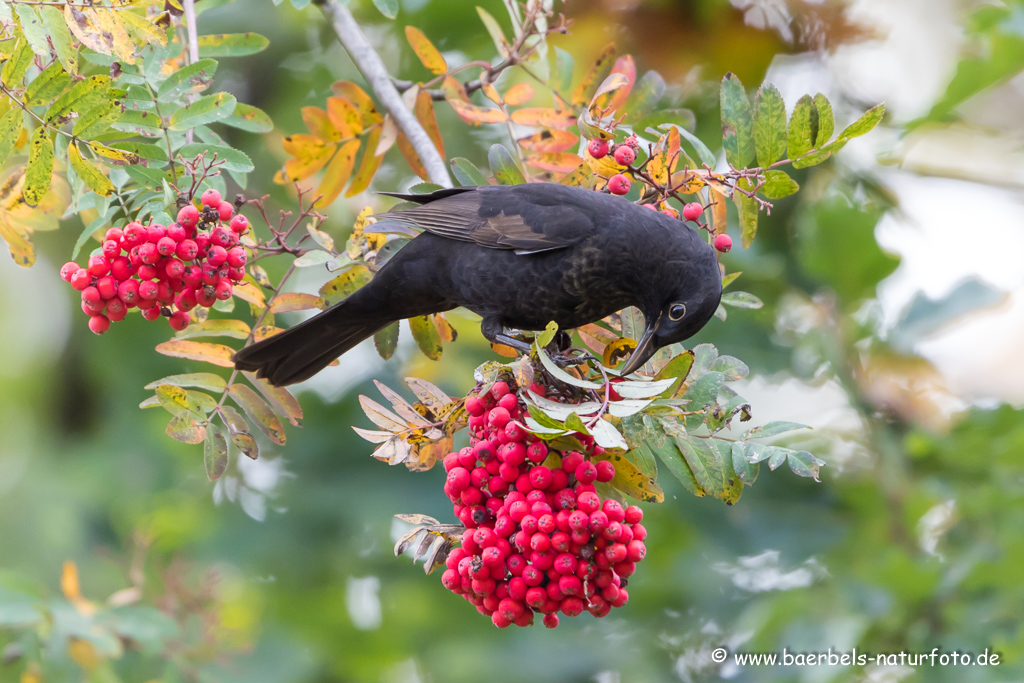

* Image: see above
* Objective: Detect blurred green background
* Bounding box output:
[3,0,1024,681]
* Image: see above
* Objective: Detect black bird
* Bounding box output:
[233,183,722,386]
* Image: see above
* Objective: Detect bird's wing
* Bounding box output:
[377,185,596,254]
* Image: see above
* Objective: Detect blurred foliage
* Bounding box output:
[1,0,1023,682]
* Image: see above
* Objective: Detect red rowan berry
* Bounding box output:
[177,205,200,228]
[87,254,110,277]
[526,442,547,464]
[88,314,110,334]
[217,201,234,222]
[60,262,79,282]
[166,223,187,242]
[488,406,511,429]
[106,298,127,321]
[682,202,703,221]
[141,305,161,321]
[596,460,616,482]
[101,240,120,259]
[122,222,146,246]
[714,234,733,253]
[226,246,247,268]
[588,138,609,159]
[613,145,636,165]
[542,613,559,629]
[207,245,228,267]
[95,276,117,300]
[575,460,598,484]
[229,214,249,234]
[201,188,222,207]
[156,236,177,257]
[607,173,630,195]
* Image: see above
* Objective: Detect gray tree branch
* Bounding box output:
[315,0,453,188]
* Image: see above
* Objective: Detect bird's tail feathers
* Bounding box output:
[232,305,389,386]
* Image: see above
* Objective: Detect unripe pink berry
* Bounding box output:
[714,233,733,253]
[682,202,703,221]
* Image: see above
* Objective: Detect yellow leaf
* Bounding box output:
[23,128,53,207]
[491,341,518,358]
[117,9,168,46]
[64,5,135,64]
[232,280,266,307]
[647,146,669,186]
[396,132,428,180]
[316,138,360,207]
[228,383,286,445]
[433,312,457,342]
[61,561,97,616]
[595,449,665,503]
[154,340,236,367]
[327,96,362,137]
[88,142,141,165]
[318,264,371,306]
[504,82,535,106]
[269,292,321,313]
[414,89,443,157]
[301,106,337,141]
[510,108,578,129]
[0,216,34,267]
[405,26,447,75]
[68,638,100,671]
[672,169,706,194]
[331,81,382,126]
[441,76,506,126]
[253,325,283,342]
[276,135,335,183]
[68,141,112,197]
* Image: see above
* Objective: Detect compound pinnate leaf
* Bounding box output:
[223,102,273,133]
[450,157,488,186]
[269,292,320,313]
[599,449,664,503]
[228,383,286,445]
[753,82,787,166]
[720,72,754,168]
[572,43,616,107]
[39,7,78,74]
[317,139,361,207]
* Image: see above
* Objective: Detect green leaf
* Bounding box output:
[812,93,833,147]
[787,450,824,481]
[73,101,121,139]
[68,142,112,196]
[535,342,603,390]
[0,108,23,166]
[650,432,705,497]
[682,370,724,415]
[673,124,716,168]
[178,143,253,173]
[761,169,799,199]
[39,8,76,72]
[157,58,217,101]
[409,315,443,360]
[24,128,53,207]
[450,157,488,186]
[1,39,32,88]
[554,47,573,94]
[144,373,227,392]
[676,434,728,501]
[113,109,164,137]
[168,92,237,131]
[753,82,787,166]
[742,421,810,440]
[44,75,110,122]
[477,7,509,57]
[221,405,259,459]
[318,265,371,306]
[536,320,558,348]
[654,350,694,396]
[23,62,71,107]
[371,0,398,19]
[71,210,109,261]
[204,424,229,481]
[719,72,754,168]
[374,322,399,360]
[620,70,666,123]
[720,291,764,309]
[14,5,49,57]
[836,103,885,140]
[222,102,273,133]
[564,412,590,435]
[710,355,748,381]
[735,177,757,248]
[488,144,525,185]
[787,94,816,161]
[197,33,270,58]
[228,383,286,445]
[731,442,759,485]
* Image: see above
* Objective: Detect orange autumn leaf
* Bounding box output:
[397,132,428,180]
[327,96,362,138]
[510,108,578,129]
[518,129,579,153]
[504,82,535,106]
[442,76,506,125]
[524,152,584,173]
[572,42,616,107]
[276,134,336,183]
[347,125,383,197]
[415,89,444,157]
[317,138,361,207]
[405,26,447,75]
[331,81,382,126]
[594,54,636,112]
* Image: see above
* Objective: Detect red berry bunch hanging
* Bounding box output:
[58,189,251,335]
[439,379,648,629]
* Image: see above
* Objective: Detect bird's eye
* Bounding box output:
[669,303,687,321]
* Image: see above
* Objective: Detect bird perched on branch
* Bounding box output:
[233,183,722,386]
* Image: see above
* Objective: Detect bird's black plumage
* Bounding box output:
[233,184,723,386]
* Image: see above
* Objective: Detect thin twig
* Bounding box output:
[314,0,452,188]
[181,0,201,146]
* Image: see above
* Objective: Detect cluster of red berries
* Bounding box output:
[588,136,640,197]
[59,189,251,335]
[440,379,648,629]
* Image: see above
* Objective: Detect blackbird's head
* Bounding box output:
[620,250,723,376]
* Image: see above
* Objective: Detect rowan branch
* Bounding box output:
[314,0,452,188]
